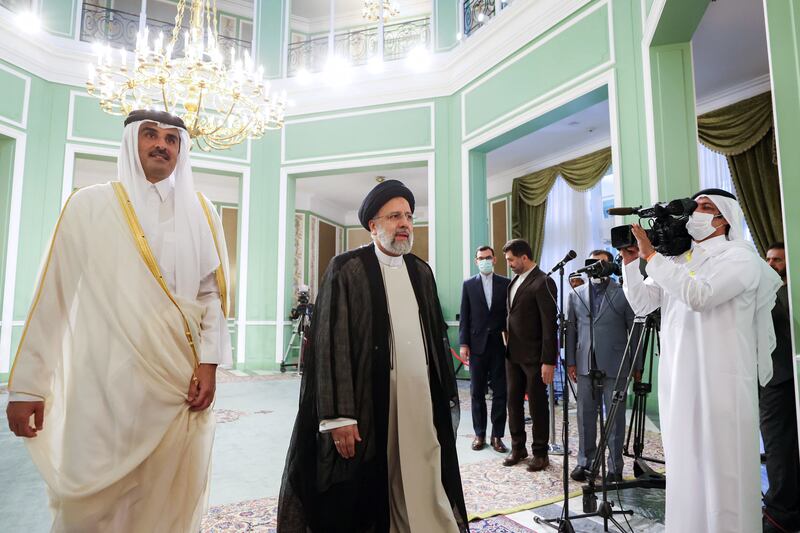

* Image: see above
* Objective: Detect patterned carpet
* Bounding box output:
[456,403,661,519]
[201,397,664,530]
[200,498,536,532]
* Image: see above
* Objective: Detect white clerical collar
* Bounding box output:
[149,176,174,203]
[374,244,404,268]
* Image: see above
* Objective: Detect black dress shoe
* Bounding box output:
[570,465,587,482]
[502,449,528,466]
[490,437,508,453]
[471,436,486,450]
[527,456,550,472]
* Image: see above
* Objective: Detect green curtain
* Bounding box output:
[697,92,783,255]
[511,147,612,262]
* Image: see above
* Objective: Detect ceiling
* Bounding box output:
[692,0,769,102]
[486,100,611,178]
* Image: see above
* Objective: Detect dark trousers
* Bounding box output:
[469,335,507,439]
[760,380,800,529]
[576,375,626,474]
[506,357,549,457]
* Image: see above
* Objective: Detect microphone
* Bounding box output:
[607,206,641,216]
[547,250,577,274]
[576,260,621,277]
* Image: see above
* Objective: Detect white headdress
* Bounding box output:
[117,119,219,301]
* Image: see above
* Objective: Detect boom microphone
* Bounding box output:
[547,250,577,274]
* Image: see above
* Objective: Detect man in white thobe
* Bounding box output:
[620,188,781,533]
[5,110,232,532]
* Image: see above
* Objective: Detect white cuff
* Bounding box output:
[9,392,44,402]
[319,418,357,433]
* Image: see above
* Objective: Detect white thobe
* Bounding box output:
[622,236,773,533]
[10,179,224,403]
[7,182,229,532]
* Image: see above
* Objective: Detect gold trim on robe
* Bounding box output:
[7,189,81,396]
[196,192,229,318]
[111,181,200,367]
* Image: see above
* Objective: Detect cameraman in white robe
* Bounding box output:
[620,188,781,533]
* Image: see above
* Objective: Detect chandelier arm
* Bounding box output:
[212,115,255,142]
[205,0,212,44]
[160,82,171,114]
[169,0,186,48]
[206,99,238,135]
[211,0,220,41]
[192,86,206,133]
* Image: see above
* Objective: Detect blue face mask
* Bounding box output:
[477,259,494,274]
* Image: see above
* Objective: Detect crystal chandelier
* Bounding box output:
[362,0,400,22]
[86,0,287,151]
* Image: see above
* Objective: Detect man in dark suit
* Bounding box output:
[502,238,558,472]
[566,250,640,483]
[761,242,800,533]
[459,245,510,453]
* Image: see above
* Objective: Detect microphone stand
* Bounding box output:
[537,263,575,533]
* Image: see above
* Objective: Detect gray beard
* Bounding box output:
[375,225,413,255]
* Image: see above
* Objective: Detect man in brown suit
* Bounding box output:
[501,238,558,471]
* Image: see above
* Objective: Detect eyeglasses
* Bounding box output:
[373,212,415,223]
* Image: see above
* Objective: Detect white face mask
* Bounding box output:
[686,212,719,241]
[477,259,494,274]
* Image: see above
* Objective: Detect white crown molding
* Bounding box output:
[0,0,589,117]
[215,0,255,19]
[0,13,96,85]
[486,137,611,198]
[289,15,312,35]
[695,73,771,115]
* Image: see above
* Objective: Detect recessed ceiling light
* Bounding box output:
[568,120,580,126]
[375,176,386,183]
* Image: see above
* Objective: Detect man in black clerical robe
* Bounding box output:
[278,180,468,533]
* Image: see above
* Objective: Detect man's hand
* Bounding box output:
[6,401,45,438]
[619,245,640,265]
[567,365,577,383]
[541,364,555,385]
[631,224,655,260]
[331,424,362,459]
[187,363,217,412]
[459,345,470,360]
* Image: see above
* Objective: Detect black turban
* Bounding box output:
[358,179,415,230]
[124,109,187,131]
[692,188,736,200]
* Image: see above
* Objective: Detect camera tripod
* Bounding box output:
[280,308,311,374]
[576,311,666,530]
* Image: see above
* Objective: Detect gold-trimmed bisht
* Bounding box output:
[7,189,81,397]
